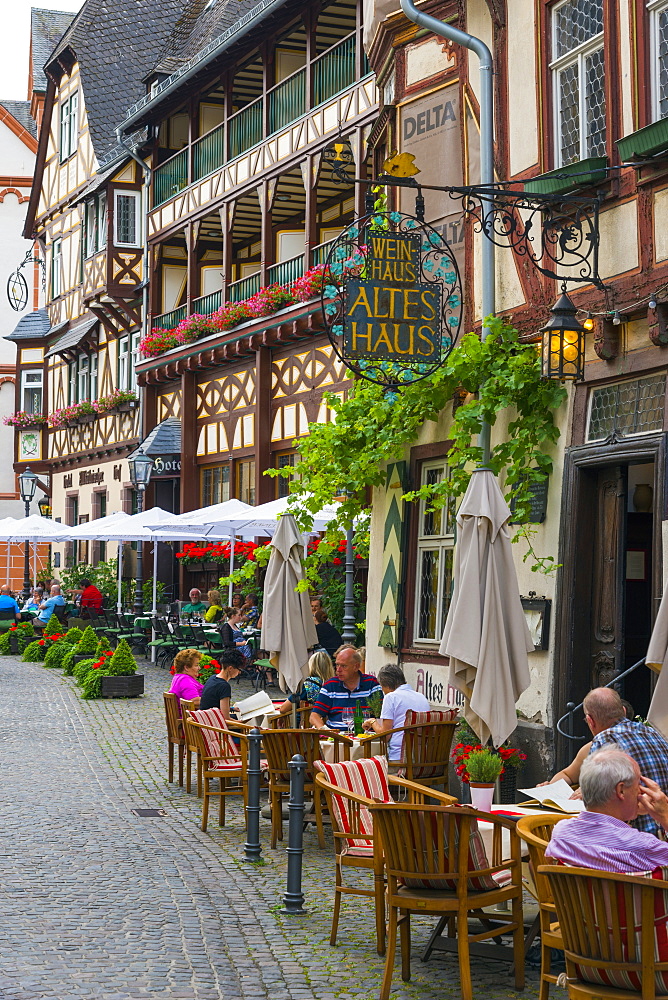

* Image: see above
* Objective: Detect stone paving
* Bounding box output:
[0,651,544,1000]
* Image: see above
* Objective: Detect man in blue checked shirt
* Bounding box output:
[309,646,381,730]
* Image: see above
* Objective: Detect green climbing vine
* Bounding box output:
[254,317,567,590]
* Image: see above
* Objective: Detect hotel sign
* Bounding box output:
[322,213,461,390]
[344,232,441,364]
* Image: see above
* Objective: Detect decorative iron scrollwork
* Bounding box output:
[6,248,46,312]
[322,140,355,185]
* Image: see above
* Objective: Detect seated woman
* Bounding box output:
[21,587,43,614]
[218,609,252,662]
[277,649,334,717]
[167,648,203,714]
[204,589,223,623]
[362,662,430,760]
[199,648,245,715]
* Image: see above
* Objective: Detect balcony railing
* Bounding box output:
[154,148,188,208]
[267,254,305,287]
[314,33,356,107]
[228,99,263,160]
[192,289,223,315]
[193,122,225,182]
[269,67,306,135]
[228,272,261,302]
[312,238,337,266]
[153,305,187,329]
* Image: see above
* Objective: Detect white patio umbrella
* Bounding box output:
[147,499,253,604]
[0,517,21,582]
[439,469,533,747]
[0,515,73,599]
[196,496,346,539]
[646,590,668,737]
[260,513,318,694]
[52,511,133,612]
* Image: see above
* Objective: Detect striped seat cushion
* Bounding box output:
[314,756,391,853]
[398,709,458,779]
[573,867,668,994]
[402,813,500,892]
[190,708,241,765]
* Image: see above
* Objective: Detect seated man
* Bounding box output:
[181,588,207,617]
[309,645,382,730]
[546,748,668,872]
[0,584,20,620]
[34,584,66,632]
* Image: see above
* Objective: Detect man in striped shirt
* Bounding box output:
[546,748,668,873]
[309,646,382,730]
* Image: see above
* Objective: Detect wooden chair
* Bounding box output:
[516,813,567,1000]
[314,757,457,956]
[186,711,250,831]
[163,692,185,786]
[370,802,524,1000]
[363,718,457,787]
[180,697,202,795]
[260,728,351,849]
[542,864,668,1000]
[264,704,311,730]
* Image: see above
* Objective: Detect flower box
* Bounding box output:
[9,633,20,654]
[77,413,95,425]
[523,156,608,196]
[202,560,221,571]
[186,562,204,571]
[101,674,144,698]
[617,117,668,161]
[72,651,96,667]
[115,401,137,413]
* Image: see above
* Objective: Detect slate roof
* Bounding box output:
[45,0,184,160]
[151,0,259,77]
[0,101,37,138]
[44,313,98,358]
[30,9,76,93]
[135,417,181,456]
[4,308,50,342]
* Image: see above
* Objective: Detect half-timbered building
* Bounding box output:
[9,0,182,572]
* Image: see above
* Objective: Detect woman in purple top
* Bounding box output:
[168,648,203,714]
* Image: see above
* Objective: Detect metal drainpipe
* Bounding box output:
[115,127,152,440]
[399,0,495,465]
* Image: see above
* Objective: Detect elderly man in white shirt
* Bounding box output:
[362,662,430,760]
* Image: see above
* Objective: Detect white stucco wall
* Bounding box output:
[507,0,539,176]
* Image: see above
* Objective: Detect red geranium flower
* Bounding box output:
[38,639,45,646]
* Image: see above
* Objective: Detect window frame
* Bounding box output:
[412,458,455,647]
[550,0,605,166]
[51,238,62,298]
[236,459,256,505]
[275,450,300,498]
[649,0,668,121]
[117,335,129,391]
[200,463,231,507]
[59,91,78,162]
[113,190,141,248]
[21,370,43,414]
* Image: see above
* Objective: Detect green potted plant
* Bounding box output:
[83,638,142,699]
[460,747,503,813]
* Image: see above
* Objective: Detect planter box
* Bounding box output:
[203,560,223,571]
[72,651,96,666]
[617,117,668,161]
[101,674,144,698]
[115,400,138,412]
[523,156,608,196]
[77,413,95,424]
[16,422,46,430]
[186,562,204,571]
[9,634,20,654]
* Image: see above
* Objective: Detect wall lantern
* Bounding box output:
[37,498,51,518]
[540,288,587,382]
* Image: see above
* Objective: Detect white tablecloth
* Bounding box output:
[320,737,383,763]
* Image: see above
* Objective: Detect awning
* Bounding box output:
[45,313,99,359]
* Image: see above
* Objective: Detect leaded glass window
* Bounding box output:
[551,0,605,166]
[415,460,454,644]
[650,0,668,120]
[586,375,666,441]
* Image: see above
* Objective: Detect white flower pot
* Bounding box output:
[469,782,495,813]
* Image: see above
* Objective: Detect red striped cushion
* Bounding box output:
[314,756,391,851]
[191,708,240,765]
[574,868,668,993]
[402,813,499,892]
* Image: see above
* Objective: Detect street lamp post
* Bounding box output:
[18,467,37,601]
[128,448,153,616]
[341,522,357,644]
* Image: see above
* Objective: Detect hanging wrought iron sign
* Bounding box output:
[321,210,462,390]
[6,247,46,312]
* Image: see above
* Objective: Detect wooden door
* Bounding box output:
[590,465,627,689]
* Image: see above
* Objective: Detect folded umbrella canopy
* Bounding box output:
[260,512,318,694]
[439,469,533,747]
[646,590,668,737]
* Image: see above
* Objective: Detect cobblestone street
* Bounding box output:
[0,654,543,1000]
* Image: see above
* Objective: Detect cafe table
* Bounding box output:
[320,733,384,762]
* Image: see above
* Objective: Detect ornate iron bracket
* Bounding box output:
[371,175,604,290]
[7,248,46,312]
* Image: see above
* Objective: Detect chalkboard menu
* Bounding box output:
[509,478,549,524]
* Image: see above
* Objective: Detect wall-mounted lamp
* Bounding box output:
[540,289,587,382]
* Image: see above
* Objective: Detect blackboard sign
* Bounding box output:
[509,478,549,524]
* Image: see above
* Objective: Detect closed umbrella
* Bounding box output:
[646,590,668,736]
[260,513,318,694]
[439,469,533,747]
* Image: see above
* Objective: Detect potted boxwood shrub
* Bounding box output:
[81,638,142,699]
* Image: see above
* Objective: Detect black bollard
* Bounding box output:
[281,753,307,915]
[244,727,263,863]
